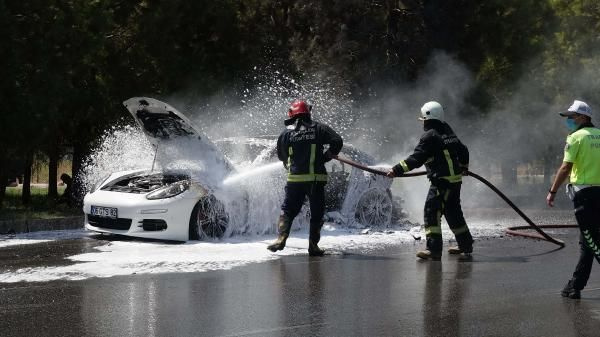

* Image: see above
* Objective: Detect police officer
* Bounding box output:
[387,101,473,260]
[548,99,600,299]
[267,100,343,256]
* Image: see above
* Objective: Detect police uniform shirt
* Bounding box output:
[564,126,600,185]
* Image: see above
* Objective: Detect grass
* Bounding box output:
[30,159,72,184]
[0,186,82,221]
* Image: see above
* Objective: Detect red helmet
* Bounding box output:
[288,100,312,118]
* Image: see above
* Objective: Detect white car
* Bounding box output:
[83,97,397,242]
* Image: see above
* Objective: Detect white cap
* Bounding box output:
[559,100,592,118]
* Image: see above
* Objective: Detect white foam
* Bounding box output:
[78,125,154,194]
[0,221,508,283]
[0,229,90,248]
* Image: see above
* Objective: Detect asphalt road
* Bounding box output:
[1,224,600,336]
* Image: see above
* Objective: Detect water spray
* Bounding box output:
[333,155,565,247]
[221,162,284,186]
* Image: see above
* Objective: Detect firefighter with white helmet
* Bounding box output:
[387,101,473,260]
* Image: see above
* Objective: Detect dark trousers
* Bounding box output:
[424,182,473,253]
[571,187,600,290]
[281,182,326,242]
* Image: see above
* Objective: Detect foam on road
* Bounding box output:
[0,221,515,283]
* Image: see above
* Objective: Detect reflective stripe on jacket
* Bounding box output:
[277,117,343,182]
[392,120,468,183]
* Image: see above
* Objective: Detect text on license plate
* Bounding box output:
[91,206,118,218]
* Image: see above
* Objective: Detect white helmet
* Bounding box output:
[419,101,444,121]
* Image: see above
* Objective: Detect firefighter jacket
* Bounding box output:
[393,120,469,184]
[277,117,343,182]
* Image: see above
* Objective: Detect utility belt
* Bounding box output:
[566,184,600,201]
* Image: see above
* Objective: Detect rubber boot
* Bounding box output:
[447,246,462,254]
[267,215,291,252]
[448,246,473,255]
[308,221,325,256]
[308,241,325,256]
[418,236,442,260]
[416,249,441,260]
[452,231,474,254]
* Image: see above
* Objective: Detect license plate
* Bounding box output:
[91,205,118,219]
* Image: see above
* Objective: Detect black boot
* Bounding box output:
[308,240,325,256]
[561,279,581,299]
[452,232,474,255]
[308,220,325,256]
[267,215,291,252]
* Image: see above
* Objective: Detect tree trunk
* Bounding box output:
[501,161,517,188]
[543,158,554,187]
[543,145,556,187]
[71,142,87,207]
[48,145,59,200]
[21,151,33,205]
[0,163,6,208]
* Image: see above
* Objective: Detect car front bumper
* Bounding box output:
[83,189,199,242]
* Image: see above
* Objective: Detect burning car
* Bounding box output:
[83,97,397,242]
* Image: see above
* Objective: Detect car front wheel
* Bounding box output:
[354,188,393,227]
[189,195,229,240]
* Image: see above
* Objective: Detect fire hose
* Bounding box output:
[334,155,566,247]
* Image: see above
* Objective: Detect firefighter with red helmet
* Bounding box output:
[267,100,343,256]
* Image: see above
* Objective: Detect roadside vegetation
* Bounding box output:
[0,186,80,221]
[1,1,599,209]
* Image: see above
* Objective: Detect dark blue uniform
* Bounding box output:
[277,116,342,245]
[393,119,473,254]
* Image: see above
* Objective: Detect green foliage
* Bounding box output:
[2,0,600,202]
[0,186,78,220]
[424,0,554,107]
[542,0,600,103]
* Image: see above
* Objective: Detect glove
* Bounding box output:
[459,164,469,175]
[323,151,335,162]
[391,164,405,177]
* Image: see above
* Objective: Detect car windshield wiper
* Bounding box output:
[151,143,159,173]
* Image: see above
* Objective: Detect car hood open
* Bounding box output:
[124,97,206,146]
[123,97,235,184]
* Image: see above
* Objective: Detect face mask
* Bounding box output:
[566,118,578,132]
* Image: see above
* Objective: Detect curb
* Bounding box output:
[0,216,84,234]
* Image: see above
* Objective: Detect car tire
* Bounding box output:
[189,195,230,240]
[354,188,393,227]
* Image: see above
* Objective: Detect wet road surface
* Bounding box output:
[1,211,599,336]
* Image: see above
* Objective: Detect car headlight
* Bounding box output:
[91,174,111,193]
[146,180,190,200]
